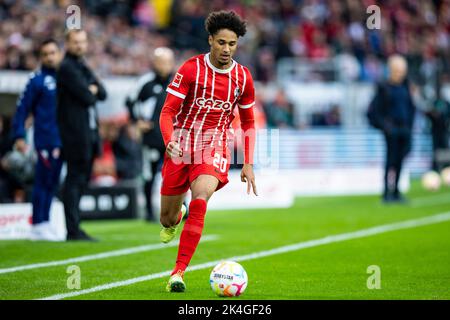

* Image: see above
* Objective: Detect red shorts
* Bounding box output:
[160,147,231,196]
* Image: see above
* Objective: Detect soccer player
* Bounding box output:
[159,10,258,292]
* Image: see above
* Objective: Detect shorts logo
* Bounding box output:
[172,73,183,88]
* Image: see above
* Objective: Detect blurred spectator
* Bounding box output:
[263,89,296,128]
[230,98,267,169]
[311,104,342,127]
[0,115,34,203]
[4,46,28,70]
[0,115,15,203]
[112,123,143,181]
[255,47,276,83]
[93,117,143,184]
[125,47,175,221]
[361,54,384,82]
[93,119,121,186]
[1,145,35,198]
[425,78,450,171]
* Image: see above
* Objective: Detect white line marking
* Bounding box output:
[0,235,219,275]
[38,212,450,300]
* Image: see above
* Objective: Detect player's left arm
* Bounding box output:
[238,68,257,196]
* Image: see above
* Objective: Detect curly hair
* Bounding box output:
[205,11,247,37]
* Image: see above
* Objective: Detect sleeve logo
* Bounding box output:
[234,86,241,98]
[172,72,183,88]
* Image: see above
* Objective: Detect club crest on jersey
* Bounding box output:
[172,72,183,88]
[234,87,241,98]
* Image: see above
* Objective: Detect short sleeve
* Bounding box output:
[238,67,255,109]
[166,59,195,100]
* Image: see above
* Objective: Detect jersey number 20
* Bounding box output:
[213,153,227,173]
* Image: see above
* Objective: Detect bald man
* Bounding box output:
[125,47,176,221]
[368,54,416,203]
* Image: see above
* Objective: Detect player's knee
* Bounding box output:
[191,193,209,202]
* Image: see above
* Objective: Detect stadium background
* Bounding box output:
[1,0,448,202]
[0,0,449,300]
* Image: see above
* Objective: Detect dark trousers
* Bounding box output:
[431,128,449,171]
[62,146,95,236]
[32,148,63,224]
[144,146,165,221]
[383,131,411,197]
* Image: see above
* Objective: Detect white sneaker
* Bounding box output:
[30,222,61,241]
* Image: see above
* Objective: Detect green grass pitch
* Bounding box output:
[0,180,449,300]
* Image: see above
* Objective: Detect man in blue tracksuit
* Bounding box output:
[12,39,63,240]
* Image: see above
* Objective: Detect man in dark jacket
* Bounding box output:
[11,39,63,240]
[125,47,174,221]
[425,82,450,171]
[57,29,107,240]
[368,55,416,203]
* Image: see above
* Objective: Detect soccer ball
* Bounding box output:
[421,171,441,191]
[441,167,450,186]
[210,261,248,297]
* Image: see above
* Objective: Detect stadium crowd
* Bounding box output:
[0,0,449,83]
[0,0,449,206]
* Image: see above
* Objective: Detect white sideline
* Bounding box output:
[38,211,450,300]
[0,235,219,275]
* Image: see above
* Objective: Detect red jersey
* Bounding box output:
[165,53,255,152]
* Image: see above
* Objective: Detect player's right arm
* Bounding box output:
[12,73,40,153]
[160,59,195,158]
[160,93,184,158]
